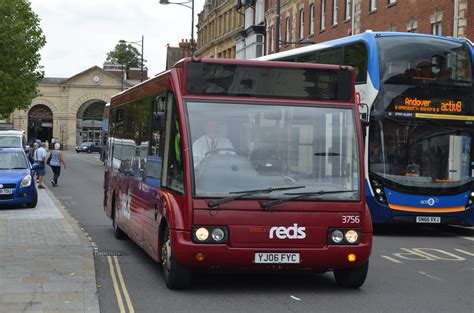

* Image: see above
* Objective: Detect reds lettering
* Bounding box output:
[269,224,306,239]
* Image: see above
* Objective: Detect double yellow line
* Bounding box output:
[108,256,135,313]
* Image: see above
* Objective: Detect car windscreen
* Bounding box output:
[0,136,21,148]
[0,152,28,169]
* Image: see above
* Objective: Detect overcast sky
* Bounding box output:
[30,0,205,78]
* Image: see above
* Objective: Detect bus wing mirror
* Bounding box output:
[359,103,369,127]
[152,112,166,132]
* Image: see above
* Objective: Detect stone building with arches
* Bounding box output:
[8,66,134,150]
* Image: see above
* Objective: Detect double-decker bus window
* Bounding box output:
[344,43,368,83]
[378,37,472,86]
[319,47,343,65]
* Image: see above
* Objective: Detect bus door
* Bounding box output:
[140,95,167,260]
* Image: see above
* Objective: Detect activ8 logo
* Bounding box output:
[269,223,306,239]
[420,197,439,206]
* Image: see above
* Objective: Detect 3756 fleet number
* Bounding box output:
[342,215,360,223]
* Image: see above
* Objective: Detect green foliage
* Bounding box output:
[0,0,46,118]
[105,40,146,75]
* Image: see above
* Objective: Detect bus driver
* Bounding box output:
[192,120,234,167]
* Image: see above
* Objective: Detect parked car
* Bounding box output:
[75,142,101,154]
[0,148,38,208]
[0,130,29,153]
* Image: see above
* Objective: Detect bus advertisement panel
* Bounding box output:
[103,58,372,289]
[259,32,474,226]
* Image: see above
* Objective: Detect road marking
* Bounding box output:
[113,256,135,313]
[108,256,126,313]
[460,236,474,242]
[411,248,465,261]
[290,295,301,301]
[418,271,443,282]
[381,255,403,264]
[454,249,474,257]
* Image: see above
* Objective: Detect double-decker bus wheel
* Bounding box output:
[334,261,369,288]
[161,227,191,289]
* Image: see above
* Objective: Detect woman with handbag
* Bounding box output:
[48,143,66,187]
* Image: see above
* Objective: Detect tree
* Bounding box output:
[0,0,46,118]
[105,40,146,77]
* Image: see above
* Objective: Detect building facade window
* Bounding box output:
[299,8,305,39]
[278,19,282,48]
[388,0,396,4]
[370,0,376,11]
[432,22,442,35]
[286,17,291,44]
[333,0,338,25]
[310,4,315,35]
[345,0,351,20]
[321,0,326,30]
[407,18,417,33]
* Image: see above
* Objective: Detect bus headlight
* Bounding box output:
[21,175,32,188]
[331,230,344,243]
[211,228,225,242]
[345,230,359,243]
[467,191,474,208]
[195,228,209,241]
[192,226,228,243]
[370,178,387,205]
[328,229,362,245]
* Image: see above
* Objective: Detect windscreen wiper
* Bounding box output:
[261,189,358,210]
[207,185,306,208]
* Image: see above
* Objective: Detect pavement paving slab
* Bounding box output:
[0,188,100,313]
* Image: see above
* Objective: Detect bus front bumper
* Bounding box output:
[171,229,372,270]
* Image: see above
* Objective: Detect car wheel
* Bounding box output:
[334,261,369,288]
[25,189,38,208]
[161,227,191,289]
[87,149,91,154]
[76,151,80,153]
[112,198,126,239]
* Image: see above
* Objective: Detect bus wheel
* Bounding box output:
[334,261,369,288]
[112,201,126,240]
[161,227,191,289]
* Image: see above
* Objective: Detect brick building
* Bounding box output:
[261,0,472,56]
[195,0,244,58]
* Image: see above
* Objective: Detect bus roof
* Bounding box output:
[257,31,473,62]
[111,58,356,106]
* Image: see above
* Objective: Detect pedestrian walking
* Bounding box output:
[33,140,47,189]
[48,142,66,186]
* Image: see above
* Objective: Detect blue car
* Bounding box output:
[0,148,38,208]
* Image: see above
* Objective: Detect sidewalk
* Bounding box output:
[0,188,100,313]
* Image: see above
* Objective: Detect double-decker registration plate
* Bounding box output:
[416,216,441,223]
[254,253,300,264]
[0,189,13,195]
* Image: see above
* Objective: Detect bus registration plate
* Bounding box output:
[416,216,441,223]
[0,189,13,195]
[254,253,300,264]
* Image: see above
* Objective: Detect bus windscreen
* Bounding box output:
[186,62,353,101]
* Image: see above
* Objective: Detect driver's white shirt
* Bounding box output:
[192,135,234,167]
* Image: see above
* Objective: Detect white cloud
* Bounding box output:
[30,0,204,78]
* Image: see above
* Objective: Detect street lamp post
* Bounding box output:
[120,36,145,82]
[159,0,195,56]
